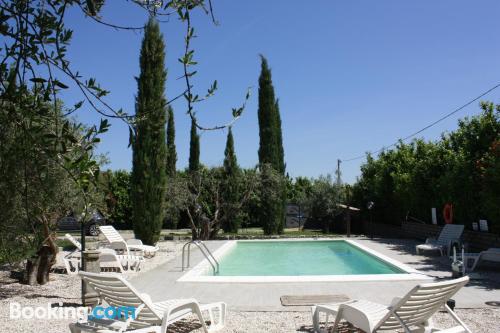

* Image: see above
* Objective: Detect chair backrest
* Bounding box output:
[99,226,126,244]
[65,234,82,250]
[376,276,469,331]
[79,271,160,324]
[436,224,464,246]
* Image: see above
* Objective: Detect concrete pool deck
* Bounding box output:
[130,237,500,311]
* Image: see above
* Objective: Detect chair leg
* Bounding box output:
[193,306,210,333]
[209,302,226,331]
[469,255,481,272]
[312,306,333,333]
[331,308,342,333]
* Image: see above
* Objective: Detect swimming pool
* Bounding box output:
[211,240,404,276]
[178,239,426,282]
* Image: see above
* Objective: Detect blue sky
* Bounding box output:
[62,0,500,183]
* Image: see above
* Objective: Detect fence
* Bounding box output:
[363,220,500,251]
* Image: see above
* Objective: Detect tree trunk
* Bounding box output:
[209,225,219,239]
[191,228,199,240]
[36,246,54,285]
[25,257,40,285]
[24,216,59,285]
[38,216,58,284]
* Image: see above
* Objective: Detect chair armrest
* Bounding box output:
[161,298,204,329]
[338,303,377,333]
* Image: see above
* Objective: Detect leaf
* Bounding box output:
[86,0,97,16]
[53,80,68,89]
[30,77,47,83]
[73,101,84,110]
[99,118,109,133]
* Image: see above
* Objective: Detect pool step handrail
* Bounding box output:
[182,240,219,274]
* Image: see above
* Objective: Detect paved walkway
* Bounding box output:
[131,238,500,311]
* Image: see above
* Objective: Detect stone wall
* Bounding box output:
[402,221,442,240]
[362,220,406,238]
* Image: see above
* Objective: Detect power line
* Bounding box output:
[342,82,500,162]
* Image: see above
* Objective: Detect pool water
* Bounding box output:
[207,240,405,276]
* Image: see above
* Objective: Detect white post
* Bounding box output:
[462,246,466,275]
[431,208,437,225]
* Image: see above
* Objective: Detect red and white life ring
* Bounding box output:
[443,203,453,224]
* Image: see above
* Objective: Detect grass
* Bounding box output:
[220,227,339,237]
[55,239,76,250]
[59,227,340,240]
[161,227,339,237]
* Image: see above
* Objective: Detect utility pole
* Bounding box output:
[336,159,342,187]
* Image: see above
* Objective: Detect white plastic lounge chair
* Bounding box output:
[98,248,124,273]
[312,276,471,333]
[457,248,500,272]
[63,234,82,275]
[66,233,82,250]
[63,234,143,274]
[416,224,464,256]
[99,248,144,273]
[99,225,159,257]
[69,271,226,333]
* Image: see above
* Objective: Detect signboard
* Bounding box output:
[479,220,488,232]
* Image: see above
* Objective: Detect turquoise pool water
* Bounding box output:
[207,241,406,276]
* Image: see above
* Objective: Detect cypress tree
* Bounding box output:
[275,98,285,174]
[257,55,286,234]
[188,118,200,173]
[221,127,241,233]
[166,105,177,176]
[164,105,179,228]
[130,18,167,245]
[274,99,286,234]
[187,117,201,236]
[257,55,279,169]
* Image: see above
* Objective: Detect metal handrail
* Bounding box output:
[182,240,219,275]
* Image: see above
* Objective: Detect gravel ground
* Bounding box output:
[1,240,499,333]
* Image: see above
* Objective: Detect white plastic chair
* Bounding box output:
[63,234,82,275]
[63,234,143,274]
[99,248,144,273]
[416,224,464,256]
[312,276,471,333]
[99,225,159,257]
[460,248,500,272]
[69,271,226,333]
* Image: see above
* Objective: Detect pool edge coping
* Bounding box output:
[177,238,432,283]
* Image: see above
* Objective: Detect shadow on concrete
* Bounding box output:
[368,238,500,291]
[368,237,451,271]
